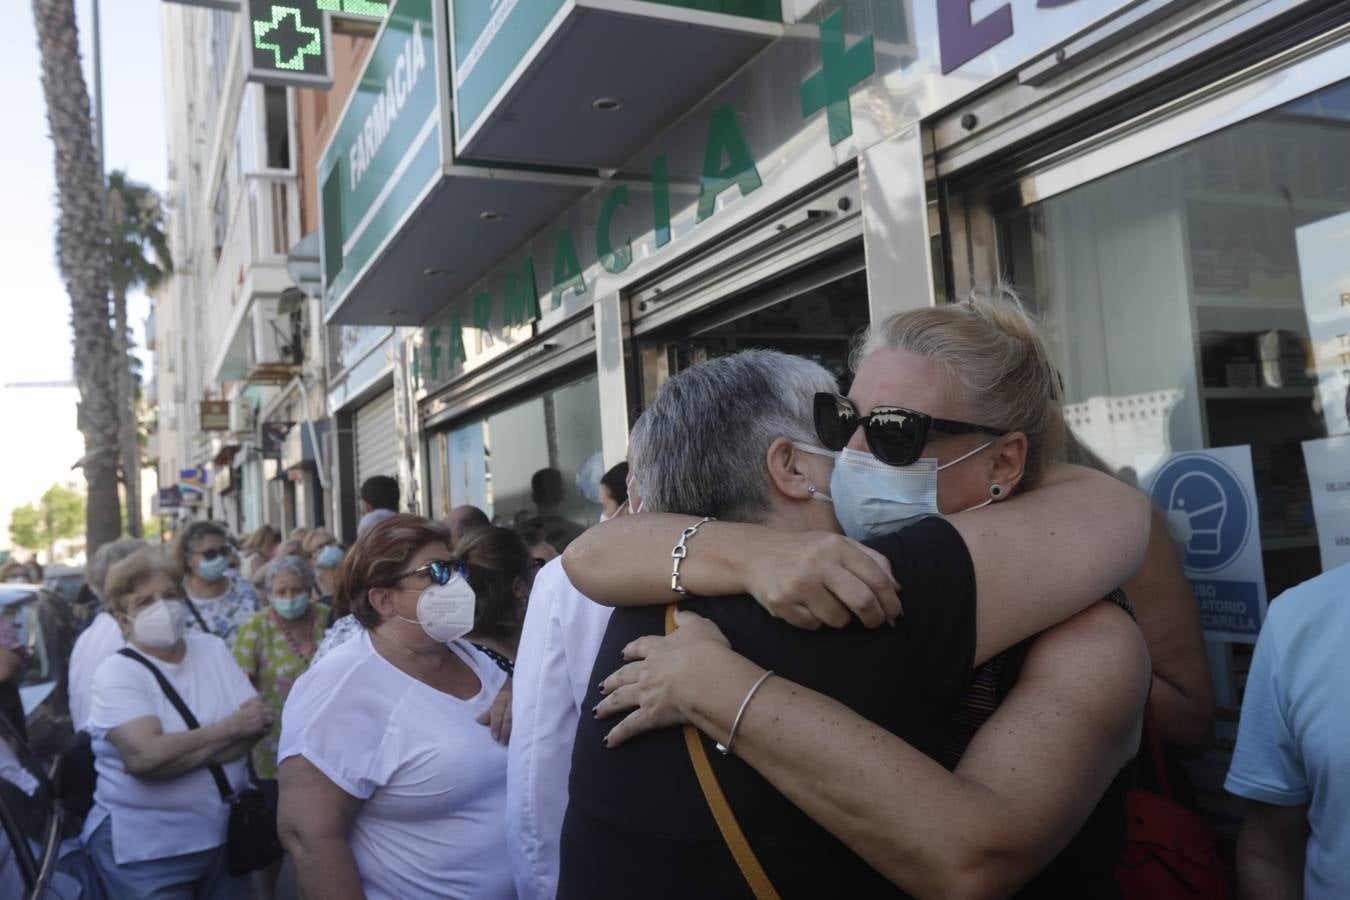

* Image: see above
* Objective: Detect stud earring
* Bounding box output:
[989,484,1005,499]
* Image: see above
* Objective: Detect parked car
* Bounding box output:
[0,586,78,760]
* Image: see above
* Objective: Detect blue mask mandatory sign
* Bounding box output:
[1139,446,1269,643]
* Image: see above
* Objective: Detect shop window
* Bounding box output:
[993,78,1350,710]
[440,375,604,551]
[664,267,871,391]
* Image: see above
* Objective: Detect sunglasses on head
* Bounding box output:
[813,392,1006,467]
[387,559,467,587]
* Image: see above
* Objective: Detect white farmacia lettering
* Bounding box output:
[349,19,427,192]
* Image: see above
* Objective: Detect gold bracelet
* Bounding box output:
[716,670,774,756]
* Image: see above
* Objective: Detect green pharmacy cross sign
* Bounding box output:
[242,0,390,88]
[800,9,875,147]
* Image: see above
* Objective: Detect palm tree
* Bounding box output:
[107,170,172,538]
[31,0,122,550]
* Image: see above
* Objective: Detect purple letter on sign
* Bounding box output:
[937,0,1014,75]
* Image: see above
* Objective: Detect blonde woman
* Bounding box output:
[82,549,271,898]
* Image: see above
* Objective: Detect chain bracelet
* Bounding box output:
[670,516,715,594]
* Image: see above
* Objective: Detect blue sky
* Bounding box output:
[1,0,166,386]
[0,1,166,539]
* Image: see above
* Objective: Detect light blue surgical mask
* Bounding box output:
[315,544,343,569]
[270,593,311,621]
[796,441,994,541]
[196,555,230,581]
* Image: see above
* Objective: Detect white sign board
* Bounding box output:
[1137,446,1268,643]
[1296,211,1350,437]
[1301,435,1350,571]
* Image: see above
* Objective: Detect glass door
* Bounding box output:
[638,256,871,404]
[946,61,1350,831]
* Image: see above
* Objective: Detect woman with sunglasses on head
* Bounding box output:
[175,521,261,650]
[564,290,1155,898]
[277,514,515,900]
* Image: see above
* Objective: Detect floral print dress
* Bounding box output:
[232,604,330,779]
[184,575,261,650]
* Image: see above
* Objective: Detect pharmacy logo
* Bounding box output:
[1148,453,1252,573]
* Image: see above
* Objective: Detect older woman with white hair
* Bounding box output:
[233,554,329,898]
[82,548,272,898]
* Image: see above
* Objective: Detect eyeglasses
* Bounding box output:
[386,559,465,586]
[194,546,229,561]
[813,392,1006,467]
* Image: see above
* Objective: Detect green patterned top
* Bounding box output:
[232,604,330,779]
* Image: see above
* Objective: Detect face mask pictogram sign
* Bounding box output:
[1137,446,1269,643]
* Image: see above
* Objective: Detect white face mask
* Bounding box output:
[132,600,188,649]
[796,441,994,541]
[396,574,477,643]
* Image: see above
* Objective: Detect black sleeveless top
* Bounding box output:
[559,517,978,900]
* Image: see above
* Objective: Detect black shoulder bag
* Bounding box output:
[116,648,283,876]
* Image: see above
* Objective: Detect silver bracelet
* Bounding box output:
[716,670,774,756]
[670,516,715,594]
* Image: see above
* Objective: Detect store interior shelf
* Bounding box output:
[1202,386,1315,400]
[1261,535,1319,551]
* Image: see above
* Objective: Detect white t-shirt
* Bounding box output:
[279,629,513,900]
[506,559,612,900]
[67,612,125,730]
[81,634,256,865]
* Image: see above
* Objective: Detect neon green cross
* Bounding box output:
[799,9,875,147]
[253,5,323,72]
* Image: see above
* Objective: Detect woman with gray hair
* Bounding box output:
[67,538,146,730]
[232,554,328,898]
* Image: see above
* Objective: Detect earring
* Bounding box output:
[989,484,1004,499]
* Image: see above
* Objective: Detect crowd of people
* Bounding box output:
[0,289,1342,899]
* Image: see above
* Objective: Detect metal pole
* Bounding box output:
[91,0,104,178]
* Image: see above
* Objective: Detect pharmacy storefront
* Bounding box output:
[321,0,1350,828]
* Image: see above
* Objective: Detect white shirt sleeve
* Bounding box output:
[1226,608,1308,805]
[279,647,398,800]
[87,654,159,736]
[507,560,612,900]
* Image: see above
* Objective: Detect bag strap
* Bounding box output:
[665,604,781,900]
[182,597,212,635]
[117,648,233,802]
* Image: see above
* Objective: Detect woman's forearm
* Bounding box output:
[118,719,243,780]
[1149,674,1215,756]
[208,734,262,767]
[289,837,366,900]
[563,515,762,605]
[676,645,1005,899]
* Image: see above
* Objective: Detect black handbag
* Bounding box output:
[117,648,284,876]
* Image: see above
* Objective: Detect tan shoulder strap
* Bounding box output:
[665,604,781,900]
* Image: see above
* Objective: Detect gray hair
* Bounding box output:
[630,349,838,523]
[261,554,317,594]
[88,538,149,597]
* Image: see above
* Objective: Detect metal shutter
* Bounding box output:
[354,389,399,492]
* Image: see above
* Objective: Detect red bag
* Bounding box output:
[1115,706,1234,899]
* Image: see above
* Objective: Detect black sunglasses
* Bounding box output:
[195,546,229,561]
[814,392,1006,467]
[387,559,466,586]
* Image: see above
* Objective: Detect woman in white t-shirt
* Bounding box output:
[278,514,514,900]
[81,549,274,899]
